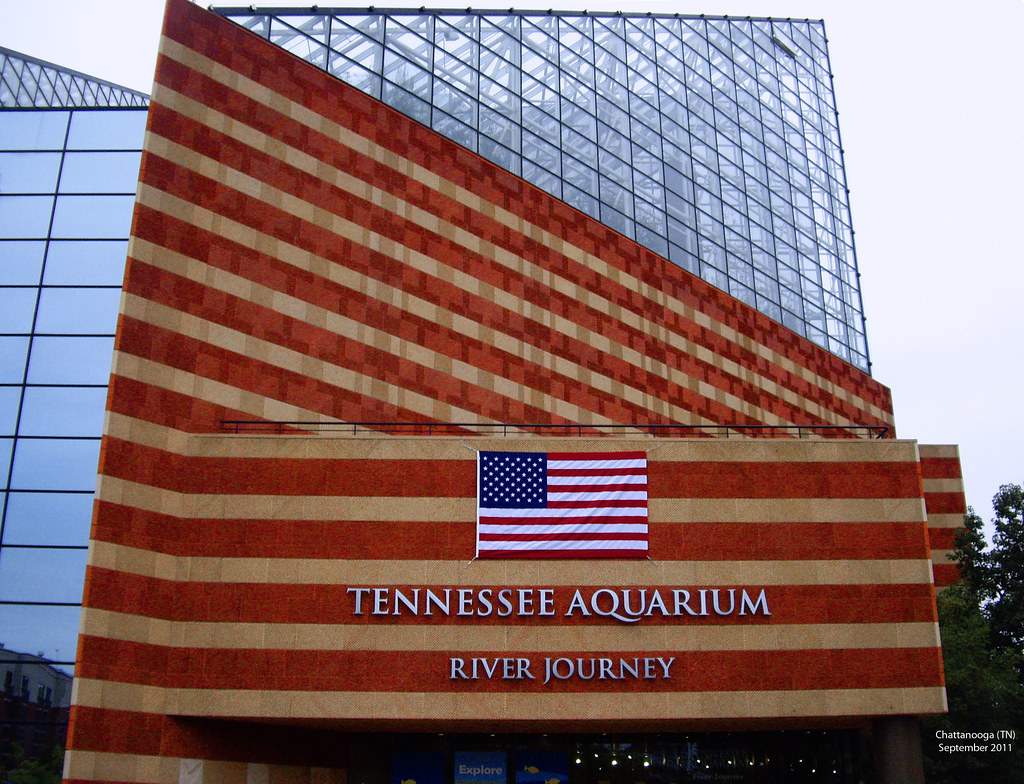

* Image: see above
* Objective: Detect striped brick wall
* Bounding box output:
[67,432,946,776]
[919,444,967,587]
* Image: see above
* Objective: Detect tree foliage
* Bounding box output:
[985,485,1024,651]
[3,743,63,784]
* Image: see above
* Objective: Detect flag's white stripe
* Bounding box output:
[478,523,649,535]
[478,540,649,551]
[547,475,648,487]
[479,507,648,518]
[547,491,648,502]
[547,458,647,470]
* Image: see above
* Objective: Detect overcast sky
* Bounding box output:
[4,0,1021,534]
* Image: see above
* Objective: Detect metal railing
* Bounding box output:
[219,420,890,439]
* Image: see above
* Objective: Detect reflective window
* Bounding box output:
[51,195,135,238]
[0,548,89,603]
[10,438,101,491]
[0,337,29,381]
[58,151,142,194]
[27,337,115,384]
[43,240,128,285]
[213,10,871,369]
[0,111,69,151]
[0,195,53,238]
[0,288,38,333]
[19,387,108,437]
[0,604,81,666]
[0,240,45,284]
[34,289,121,334]
[0,437,12,481]
[0,386,20,435]
[0,152,62,193]
[3,492,95,546]
[66,110,148,150]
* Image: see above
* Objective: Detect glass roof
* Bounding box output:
[0,46,149,109]
[214,7,870,373]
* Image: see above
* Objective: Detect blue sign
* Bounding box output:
[391,752,445,784]
[514,751,568,784]
[454,752,507,784]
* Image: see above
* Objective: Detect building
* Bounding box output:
[0,644,73,765]
[0,3,969,783]
[0,44,148,776]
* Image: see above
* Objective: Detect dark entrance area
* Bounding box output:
[343,731,869,784]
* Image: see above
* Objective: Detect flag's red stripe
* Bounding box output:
[478,520,647,528]
[478,533,649,541]
[547,467,647,477]
[479,515,649,525]
[477,549,647,559]
[547,500,650,509]
[547,483,648,492]
[547,451,648,460]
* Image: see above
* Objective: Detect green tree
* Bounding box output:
[4,743,63,784]
[952,506,988,592]
[986,485,1024,651]
[922,583,1024,782]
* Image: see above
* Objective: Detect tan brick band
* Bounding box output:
[94,474,927,525]
[923,478,965,493]
[86,539,934,586]
[104,412,922,464]
[918,445,959,459]
[72,676,945,720]
[80,607,940,652]
[64,750,179,784]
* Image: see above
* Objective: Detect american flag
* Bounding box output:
[475,450,649,558]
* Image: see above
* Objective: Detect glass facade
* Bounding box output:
[216,9,870,371]
[0,46,147,767]
[0,46,149,109]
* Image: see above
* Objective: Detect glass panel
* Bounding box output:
[328,52,381,97]
[386,20,434,71]
[0,111,69,150]
[43,240,127,285]
[478,137,519,175]
[19,387,108,437]
[0,548,88,603]
[0,437,12,483]
[479,106,520,150]
[34,288,121,335]
[0,337,29,382]
[0,288,38,333]
[27,337,115,384]
[11,438,101,491]
[383,50,432,101]
[51,195,134,238]
[381,81,430,124]
[0,195,52,238]
[66,110,146,150]
[0,604,81,667]
[561,154,598,197]
[0,240,45,284]
[2,485,90,547]
[522,160,560,198]
[432,81,477,126]
[0,152,62,193]
[58,151,142,194]
[0,386,20,435]
[431,111,476,150]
